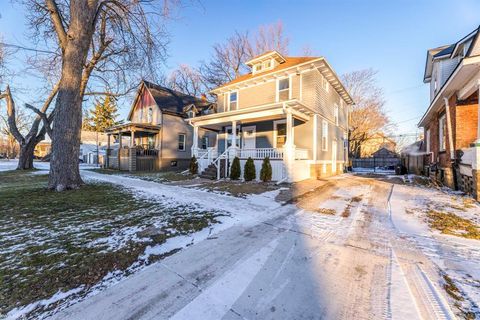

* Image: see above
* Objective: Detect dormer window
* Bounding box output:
[187,110,195,118]
[147,107,153,123]
[263,60,272,69]
[253,64,262,74]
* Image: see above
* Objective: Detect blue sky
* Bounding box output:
[1,0,480,139]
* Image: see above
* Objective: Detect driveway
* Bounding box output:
[50,174,477,320]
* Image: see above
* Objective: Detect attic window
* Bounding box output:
[187,110,195,118]
[254,64,262,73]
[263,60,272,69]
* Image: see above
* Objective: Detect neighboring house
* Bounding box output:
[359,132,396,157]
[105,80,215,171]
[419,26,480,199]
[34,141,51,158]
[79,130,109,164]
[189,50,353,182]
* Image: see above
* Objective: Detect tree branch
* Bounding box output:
[0,86,25,144]
[25,103,53,138]
[45,0,68,51]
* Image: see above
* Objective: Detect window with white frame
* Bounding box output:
[147,107,153,123]
[263,60,272,69]
[334,104,339,126]
[201,136,209,149]
[439,115,446,151]
[254,64,262,73]
[322,120,328,151]
[274,121,287,148]
[229,92,238,110]
[178,133,186,151]
[278,78,290,101]
[322,76,329,92]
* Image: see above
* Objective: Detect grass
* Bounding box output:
[197,180,280,198]
[426,209,480,240]
[88,168,194,183]
[0,170,224,317]
[316,208,336,215]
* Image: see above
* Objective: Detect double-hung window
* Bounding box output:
[229,92,238,110]
[278,78,290,101]
[178,134,186,151]
[334,104,339,126]
[322,76,329,92]
[322,120,328,151]
[439,115,446,151]
[201,136,209,149]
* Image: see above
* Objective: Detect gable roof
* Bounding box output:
[128,80,212,120]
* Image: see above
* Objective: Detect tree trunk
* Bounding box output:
[48,2,98,191]
[17,141,36,170]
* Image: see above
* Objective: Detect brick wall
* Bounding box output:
[455,91,478,148]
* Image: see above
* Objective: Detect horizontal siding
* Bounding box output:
[238,81,276,109]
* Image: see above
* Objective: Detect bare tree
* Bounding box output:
[0,84,58,168]
[200,21,290,91]
[168,64,205,96]
[16,0,176,191]
[0,104,31,159]
[341,69,389,158]
[252,21,289,56]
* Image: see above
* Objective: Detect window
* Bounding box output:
[178,134,186,151]
[187,110,195,118]
[147,107,153,123]
[226,127,240,148]
[322,76,329,92]
[322,120,328,151]
[426,129,431,153]
[439,115,446,151]
[278,78,290,101]
[263,60,272,69]
[275,121,287,148]
[254,64,262,73]
[201,136,209,149]
[334,104,339,126]
[229,92,237,110]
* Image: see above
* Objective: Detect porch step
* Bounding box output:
[199,160,227,179]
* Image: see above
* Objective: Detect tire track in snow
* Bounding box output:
[387,184,456,320]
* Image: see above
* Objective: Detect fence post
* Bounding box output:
[129,148,137,172]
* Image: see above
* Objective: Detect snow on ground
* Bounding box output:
[390,182,480,315]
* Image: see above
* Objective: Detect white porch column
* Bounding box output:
[285,108,295,181]
[192,125,199,156]
[130,130,135,147]
[231,120,237,157]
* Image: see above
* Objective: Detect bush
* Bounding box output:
[244,157,256,181]
[189,156,198,174]
[230,157,241,180]
[260,157,272,182]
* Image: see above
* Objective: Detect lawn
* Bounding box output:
[0,170,225,319]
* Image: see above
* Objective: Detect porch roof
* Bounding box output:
[106,123,161,135]
[188,99,314,127]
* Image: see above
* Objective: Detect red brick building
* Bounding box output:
[419,26,480,200]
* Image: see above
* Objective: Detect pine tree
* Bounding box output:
[244,157,256,181]
[82,95,119,132]
[230,156,241,180]
[260,157,272,182]
[189,156,198,174]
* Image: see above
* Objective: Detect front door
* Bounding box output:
[242,126,256,149]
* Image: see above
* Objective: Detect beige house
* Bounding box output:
[106,81,215,171]
[190,51,353,182]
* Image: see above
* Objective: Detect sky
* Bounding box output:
[1,0,480,142]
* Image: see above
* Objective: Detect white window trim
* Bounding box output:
[228,91,239,111]
[242,125,256,149]
[178,133,186,151]
[322,75,329,92]
[276,77,291,102]
[322,120,328,151]
[426,129,431,153]
[273,119,289,148]
[225,125,241,148]
[334,104,339,126]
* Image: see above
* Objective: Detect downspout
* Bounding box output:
[160,111,164,168]
[443,96,458,190]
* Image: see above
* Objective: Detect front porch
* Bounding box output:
[105,123,161,172]
[190,100,314,182]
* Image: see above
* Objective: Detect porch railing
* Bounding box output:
[239,148,284,159]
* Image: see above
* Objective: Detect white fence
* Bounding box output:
[239,148,284,159]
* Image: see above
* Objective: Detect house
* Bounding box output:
[34,141,51,158]
[79,130,109,164]
[189,50,353,182]
[419,26,480,199]
[105,80,215,171]
[359,132,396,157]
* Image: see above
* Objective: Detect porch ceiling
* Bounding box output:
[106,123,161,135]
[189,99,312,127]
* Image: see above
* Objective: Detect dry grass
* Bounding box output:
[341,205,352,217]
[427,210,480,240]
[197,180,280,198]
[316,208,336,215]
